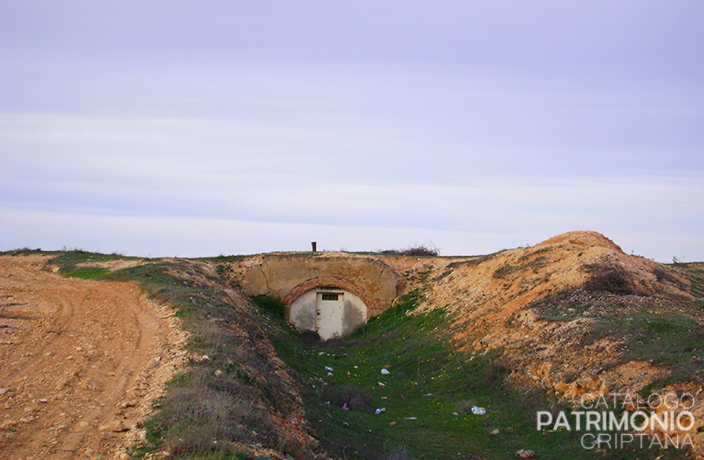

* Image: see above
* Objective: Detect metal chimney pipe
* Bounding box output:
[311,242,317,252]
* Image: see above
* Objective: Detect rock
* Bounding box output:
[98,420,129,432]
[515,449,535,458]
[0,420,18,430]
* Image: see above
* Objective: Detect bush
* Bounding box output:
[318,385,373,412]
[582,263,637,295]
[379,245,439,257]
[299,329,321,344]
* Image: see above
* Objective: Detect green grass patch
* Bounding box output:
[249,295,287,320]
[270,291,636,460]
[60,266,110,279]
[47,249,137,279]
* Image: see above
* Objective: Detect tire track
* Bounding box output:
[0,255,186,459]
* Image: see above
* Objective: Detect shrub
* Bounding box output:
[582,263,637,295]
[379,245,439,257]
[318,385,373,412]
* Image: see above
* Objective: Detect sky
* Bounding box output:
[1,1,703,261]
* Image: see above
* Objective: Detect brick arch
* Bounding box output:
[282,276,378,314]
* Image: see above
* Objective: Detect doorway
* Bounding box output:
[316,292,344,340]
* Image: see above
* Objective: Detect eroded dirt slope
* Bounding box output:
[384,231,704,454]
[0,255,187,459]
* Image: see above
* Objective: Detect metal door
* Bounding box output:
[316,292,344,340]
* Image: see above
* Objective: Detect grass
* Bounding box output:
[529,289,704,399]
[268,291,674,460]
[44,249,137,279]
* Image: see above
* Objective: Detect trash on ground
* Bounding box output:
[374,408,387,415]
[381,368,390,375]
[378,382,385,386]
[404,417,417,420]
[324,366,334,371]
[422,393,432,397]
[471,406,487,415]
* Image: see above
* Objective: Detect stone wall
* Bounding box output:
[242,253,403,317]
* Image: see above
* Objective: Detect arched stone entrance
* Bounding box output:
[283,276,373,340]
[242,253,404,338]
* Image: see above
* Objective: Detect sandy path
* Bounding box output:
[0,255,186,459]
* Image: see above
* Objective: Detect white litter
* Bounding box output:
[324,366,334,372]
[471,406,487,415]
[381,368,390,375]
[375,408,387,415]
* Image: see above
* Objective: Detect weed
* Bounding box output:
[249,295,287,320]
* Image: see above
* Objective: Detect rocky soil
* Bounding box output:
[384,231,704,456]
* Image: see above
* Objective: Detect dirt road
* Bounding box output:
[0,255,186,459]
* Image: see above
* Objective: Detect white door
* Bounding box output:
[316,292,344,340]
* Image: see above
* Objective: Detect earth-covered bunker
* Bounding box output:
[242,253,403,340]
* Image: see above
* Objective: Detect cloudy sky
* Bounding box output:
[2,1,703,261]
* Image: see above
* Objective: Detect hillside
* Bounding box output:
[1,231,703,459]
[390,231,704,400]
